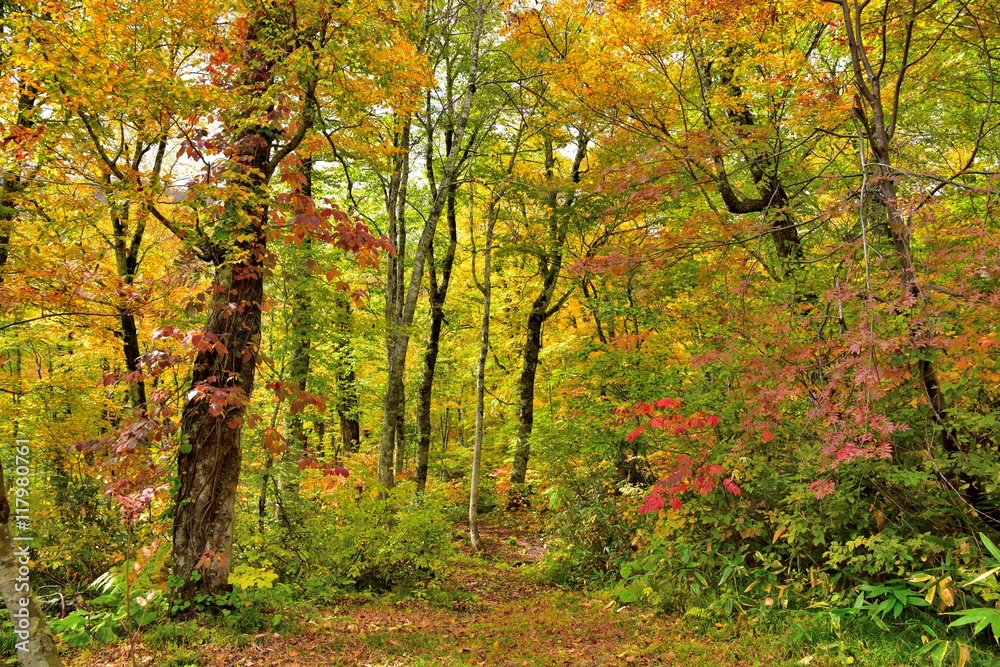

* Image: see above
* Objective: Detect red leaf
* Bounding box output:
[761,428,774,443]
[625,426,644,443]
[693,475,716,495]
[669,497,683,510]
[639,492,665,514]
[723,479,742,496]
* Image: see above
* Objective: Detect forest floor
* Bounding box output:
[66,518,894,667]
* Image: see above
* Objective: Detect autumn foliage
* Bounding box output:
[2,0,1000,662]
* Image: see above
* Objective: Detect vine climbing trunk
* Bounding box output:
[172,230,267,604]
[171,9,297,606]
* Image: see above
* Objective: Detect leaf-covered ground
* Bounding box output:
[65,522,903,667]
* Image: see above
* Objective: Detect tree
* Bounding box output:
[832,0,1000,527]
[510,131,587,486]
[376,0,488,491]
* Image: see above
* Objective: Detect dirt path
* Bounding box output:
[67,521,797,667]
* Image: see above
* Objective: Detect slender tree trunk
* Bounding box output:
[381,118,411,489]
[416,129,459,495]
[336,370,360,454]
[108,137,166,411]
[470,205,494,554]
[394,383,406,476]
[282,160,315,499]
[334,296,361,454]
[415,304,444,492]
[110,205,148,409]
[510,306,546,486]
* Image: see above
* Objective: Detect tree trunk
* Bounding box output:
[0,83,34,282]
[380,117,412,490]
[393,379,406,476]
[415,305,444,492]
[416,129,459,496]
[509,133,586,486]
[167,0,320,604]
[470,189,498,553]
[697,55,803,266]
[108,138,166,411]
[510,306,545,486]
[336,369,360,454]
[173,249,265,605]
[283,160,315,498]
[172,117,272,606]
[329,291,360,453]
[0,458,63,666]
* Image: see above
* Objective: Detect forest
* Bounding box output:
[1,0,1000,664]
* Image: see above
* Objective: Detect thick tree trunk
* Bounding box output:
[173,247,265,604]
[0,460,63,666]
[172,115,271,605]
[168,1,317,604]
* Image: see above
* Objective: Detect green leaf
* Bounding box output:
[981,533,1000,563]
